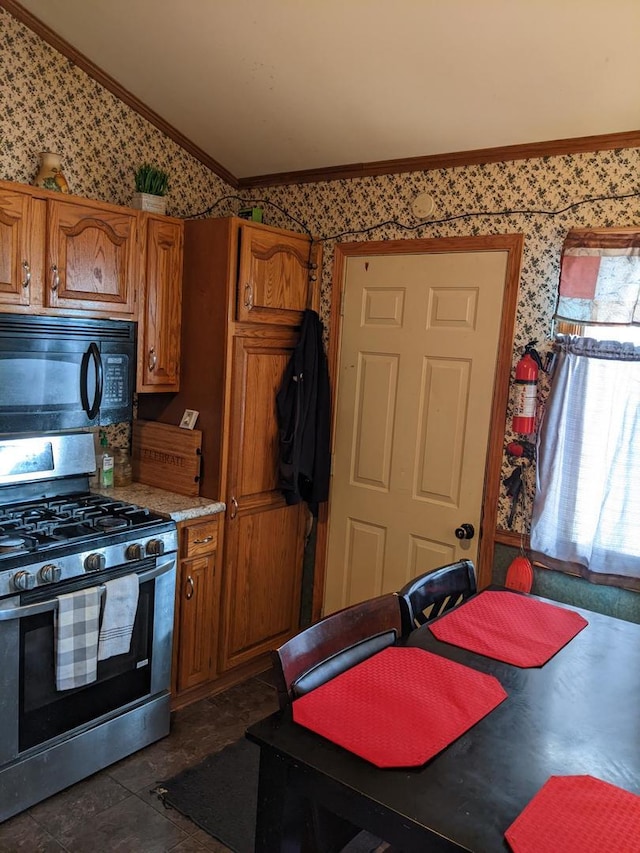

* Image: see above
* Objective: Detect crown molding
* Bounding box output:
[239,130,640,188]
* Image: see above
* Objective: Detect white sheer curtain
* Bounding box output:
[531,337,640,583]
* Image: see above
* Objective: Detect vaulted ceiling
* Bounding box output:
[9,0,640,185]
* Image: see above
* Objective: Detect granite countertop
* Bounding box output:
[91,479,225,523]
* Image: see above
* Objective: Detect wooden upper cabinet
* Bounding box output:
[46,198,137,314]
[137,215,184,392]
[0,182,185,390]
[0,189,43,307]
[236,223,315,325]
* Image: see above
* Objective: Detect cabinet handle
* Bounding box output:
[148,347,157,371]
[229,496,238,519]
[185,576,194,600]
[193,536,213,545]
[50,264,60,292]
[244,283,253,310]
[22,260,31,289]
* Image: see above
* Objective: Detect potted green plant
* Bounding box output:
[132,163,169,214]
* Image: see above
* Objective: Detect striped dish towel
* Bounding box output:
[55,587,101,691]
[98,574,140,661]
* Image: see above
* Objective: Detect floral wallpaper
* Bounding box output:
[2,6,640,532]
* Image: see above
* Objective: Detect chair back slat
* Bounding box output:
[271,593,402,709]
[398,560,477,636]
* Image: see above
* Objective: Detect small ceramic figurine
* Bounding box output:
[33,151,70,193]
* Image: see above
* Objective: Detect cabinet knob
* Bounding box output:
[51,264,60,292]
[22,260,31,289]
[148,347,157,371]
[185,576,194,600]
[229,496,238,520]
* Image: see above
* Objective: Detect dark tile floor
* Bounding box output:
[0,673,279,852]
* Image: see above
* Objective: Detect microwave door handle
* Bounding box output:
[80,342,104,420]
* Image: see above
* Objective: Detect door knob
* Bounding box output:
[455,523,475,540]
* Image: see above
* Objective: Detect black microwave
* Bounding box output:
[0,314,136,434]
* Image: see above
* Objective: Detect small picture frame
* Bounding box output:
[179,409,199,430]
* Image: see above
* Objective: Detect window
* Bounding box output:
[530,230,640,591]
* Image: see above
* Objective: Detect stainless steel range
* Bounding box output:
[0,431,178,822]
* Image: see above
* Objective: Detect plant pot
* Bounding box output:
[132,192,167,215]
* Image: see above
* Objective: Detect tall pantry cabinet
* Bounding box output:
[139,216,320,677]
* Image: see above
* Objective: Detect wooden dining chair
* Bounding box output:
[271,592,403,710]
[397,559,477,636]
[270,593,402,853]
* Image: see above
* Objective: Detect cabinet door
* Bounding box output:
[236,224,312,325]
[46,199,137,313]
[0,190,39,307]
[138,216,183,391]
[219,333,306,671]
[221,503,305,671]
[175,553,217,693]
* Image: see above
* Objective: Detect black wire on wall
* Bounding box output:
[185,189,640,245]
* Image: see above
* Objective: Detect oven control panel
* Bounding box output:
[2,526,178,598]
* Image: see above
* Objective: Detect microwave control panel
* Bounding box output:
[103,355,129,406]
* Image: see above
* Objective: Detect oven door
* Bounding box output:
[0,556,175,765]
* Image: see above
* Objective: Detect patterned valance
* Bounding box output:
[554,230,640,325]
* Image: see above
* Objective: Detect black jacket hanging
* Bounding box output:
[276,309,331,516]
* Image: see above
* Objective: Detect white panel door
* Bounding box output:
[324,250,508,613]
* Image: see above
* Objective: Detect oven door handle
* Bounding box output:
[0,557,176,622]
[0,597,62,621]
[138,557,176,584]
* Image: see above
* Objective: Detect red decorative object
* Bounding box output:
[505,775,640,853]
[429,590,588,667]
[292,646,507,768]
[505,555,534,593]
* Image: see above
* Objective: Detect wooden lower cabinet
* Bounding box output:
[220,501,307,672]
[171,511,279,709]
[172,515,220,702]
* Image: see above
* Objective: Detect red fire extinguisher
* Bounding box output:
[512,342,543,434]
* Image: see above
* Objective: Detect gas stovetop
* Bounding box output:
[0,431,177,598]
[0,493,170,557]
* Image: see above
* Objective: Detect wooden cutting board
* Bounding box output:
[132,420,202,496]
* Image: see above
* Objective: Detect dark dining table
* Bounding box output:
[246,592,640,852]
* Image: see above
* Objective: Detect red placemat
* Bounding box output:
[292,646,507,768]
[505,775,640,853]
[429,590,588,667]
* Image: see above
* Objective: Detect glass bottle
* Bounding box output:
[99,430,114,489]
[113,447,133,487]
